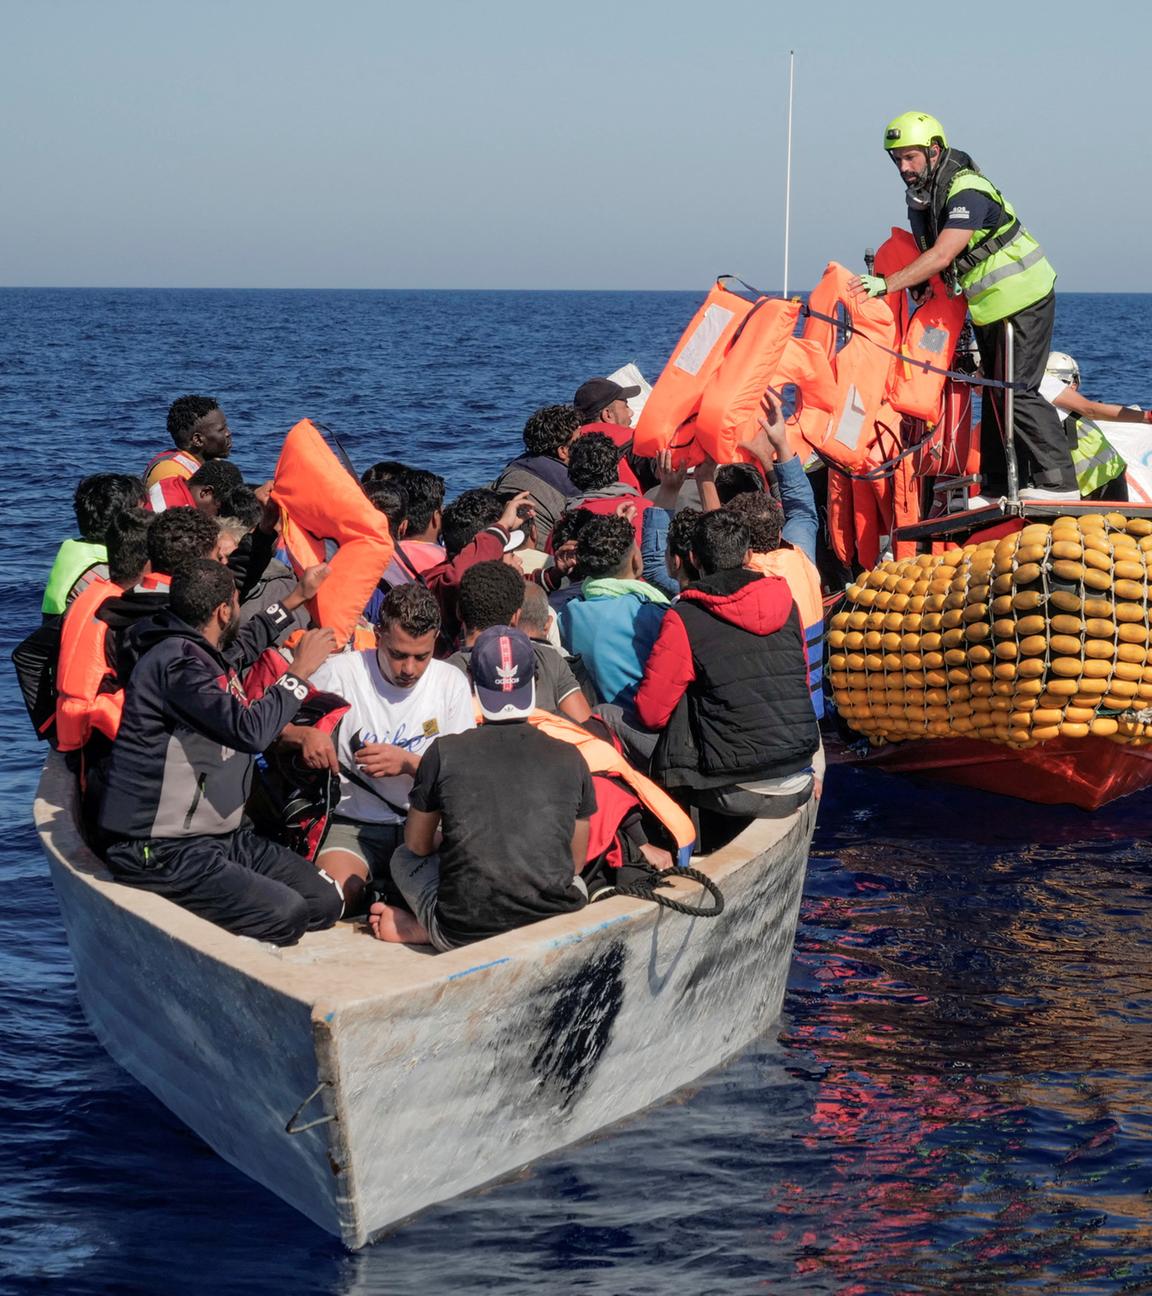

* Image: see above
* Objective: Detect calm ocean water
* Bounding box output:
[2,288,1151,1294]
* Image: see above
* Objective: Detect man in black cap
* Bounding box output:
[368,625,595,951]
[573,377,646,491]
[573,377,641,429]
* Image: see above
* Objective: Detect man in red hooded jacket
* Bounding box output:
[634,510,819,819]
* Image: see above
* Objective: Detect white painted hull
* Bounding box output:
[35,751,816,1248]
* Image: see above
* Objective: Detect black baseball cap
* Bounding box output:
[573,378,641,421]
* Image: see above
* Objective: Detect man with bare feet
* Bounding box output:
[369,625,594,951]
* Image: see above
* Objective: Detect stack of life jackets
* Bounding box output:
[634,244,971,571]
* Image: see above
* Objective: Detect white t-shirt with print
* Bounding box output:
[310,652,475,824]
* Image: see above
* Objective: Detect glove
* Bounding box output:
[857,274,888,299]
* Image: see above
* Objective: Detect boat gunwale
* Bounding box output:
[34,750,807,1013]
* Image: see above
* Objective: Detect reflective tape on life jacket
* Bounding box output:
[945,173,1055,326]
[144,448,201,483]
[527,710,697,867]
[632,281,758,459]
[874,228,968,425]
[55,576,124,751]
[147,476,196,513]
[747,549,825,718]
[1065,414,1126,494]
[41,539,109,616]
[694,298,803,465]
[272,419,395,648]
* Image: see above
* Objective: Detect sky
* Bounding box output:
[2,0,1147,291]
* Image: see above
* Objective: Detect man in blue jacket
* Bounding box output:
[98,559,342,945]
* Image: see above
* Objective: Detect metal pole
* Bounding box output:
[1004,320,1020,505]
[782,50,794,298]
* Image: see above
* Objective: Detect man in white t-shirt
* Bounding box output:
[282,583,474,915]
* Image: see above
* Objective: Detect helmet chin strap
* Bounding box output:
[905,143,947,211]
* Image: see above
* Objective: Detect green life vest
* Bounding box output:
[1063,413,1126,495]
[943,171,1056,325]
[41,539,108,616]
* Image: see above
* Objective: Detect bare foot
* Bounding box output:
[367,901,432,945]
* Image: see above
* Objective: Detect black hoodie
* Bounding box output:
[97,603,307,841]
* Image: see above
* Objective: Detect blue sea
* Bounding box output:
[3,288,1152,1294]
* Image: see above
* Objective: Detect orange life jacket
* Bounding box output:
[694,297,803,465]
[632,281,758,459]
[272,419,395,648]
[771,335,840,464]
[873,228,968,425]
[527,710,697,868]
[144,448,201,483]
[56,576,124,751]
[747,548,825,718]
[793,262,898,477]
[147,476,196,513]
[283,624,378,655]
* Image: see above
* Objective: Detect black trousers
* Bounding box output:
[974,291,1077,492]
[105,828,343,946]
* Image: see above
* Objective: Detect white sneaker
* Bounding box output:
[1020,487,1082,503]
[968,494,994,508]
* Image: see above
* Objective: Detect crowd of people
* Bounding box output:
[24,379,824,954]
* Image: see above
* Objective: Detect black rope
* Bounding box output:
[717,273,1025,392]
[605,864,725,918]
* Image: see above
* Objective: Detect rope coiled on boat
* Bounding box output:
[604,864,725,918]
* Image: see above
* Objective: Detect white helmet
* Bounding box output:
[1046,351,1080,385]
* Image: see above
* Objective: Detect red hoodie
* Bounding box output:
[635,568,799,729]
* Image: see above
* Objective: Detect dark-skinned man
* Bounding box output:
[145,395,233,489]
[850,111,1077,503]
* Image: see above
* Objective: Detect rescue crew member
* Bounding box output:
[1043,351,1152,501]
[144,395,233,489]
[851,112,1078,501]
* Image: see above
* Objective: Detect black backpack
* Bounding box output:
[12,621,61,747]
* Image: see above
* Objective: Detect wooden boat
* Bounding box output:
[35,750,817,1249]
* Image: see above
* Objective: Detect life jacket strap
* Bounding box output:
[953,216,1022,277]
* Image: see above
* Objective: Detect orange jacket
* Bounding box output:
[56,576,124,751]
[694,297,803,466]
[633,281,758,460]
[272,419,395,648]
[528,710,697,867]
[747,548,825,718]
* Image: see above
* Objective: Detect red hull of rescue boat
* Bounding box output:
[857,736,1152,811]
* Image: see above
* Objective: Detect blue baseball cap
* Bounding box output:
[470,625,536,721]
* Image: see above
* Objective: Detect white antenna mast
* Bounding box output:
[783,49,795,297]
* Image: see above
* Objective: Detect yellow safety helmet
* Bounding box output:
[883,112,947,151]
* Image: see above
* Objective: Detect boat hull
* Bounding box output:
[35,752,817,1247]
[854,733,1152,810]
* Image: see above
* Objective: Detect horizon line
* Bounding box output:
[0,284,1142,295]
